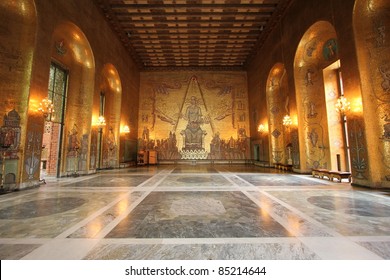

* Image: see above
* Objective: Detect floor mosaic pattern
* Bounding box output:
[0,165,389,260]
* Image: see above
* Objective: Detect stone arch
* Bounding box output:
[294,21,340,172]
[0,0,37,186]
[266,63,290,165]
[353,0,390,187]
[99,64,122,168]
[49,21,95,176]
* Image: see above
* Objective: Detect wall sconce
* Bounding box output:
[37,98,54,119]
[97,115,106,127]
[258,124,265,134]
[121,125,130,134]
[335,96,351,115]
[283,115,292,127]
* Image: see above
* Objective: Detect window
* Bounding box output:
[47,63,68,123]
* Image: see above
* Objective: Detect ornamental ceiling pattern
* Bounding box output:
[93,0,292,70]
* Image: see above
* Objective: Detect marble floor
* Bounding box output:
[0,164,390,260]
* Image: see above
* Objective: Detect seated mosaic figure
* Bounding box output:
[181,96,207,151]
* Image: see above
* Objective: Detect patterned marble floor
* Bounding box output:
[0,164,389,260]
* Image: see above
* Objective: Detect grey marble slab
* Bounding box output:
[157,175,234,187]
[84,242,320,260]
[172,166,218,173]
[238,174,328,186]
[268,190,390,236]
[357,241,390,259]
[68,192,144,238]
[106,191,291,238]
[0,192,126,238]
[64,175,153,188]
[247,191,332,237]
[0,244,42,260]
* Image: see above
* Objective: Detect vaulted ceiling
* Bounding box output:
[93,0,292,70]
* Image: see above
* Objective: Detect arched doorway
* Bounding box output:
[294,21,349,173]
[353,0,390,187]
[41,22,95,177]
[0,0,37,190]
[93,64,122,169]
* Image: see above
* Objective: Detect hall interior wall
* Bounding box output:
[246,0,375,186]
[1,0,389,189]
[0,0,140,189]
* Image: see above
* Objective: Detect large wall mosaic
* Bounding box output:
[354,0,390,186]
[138,72,250,161]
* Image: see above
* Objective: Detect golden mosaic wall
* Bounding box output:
[98,64,122,169]
[266,63,290,165]
[294,21,339,172]
[1,0,140,188]
[51,22,95,176]
[138,71,250,160]
[0,0,37,186]
[354,0,390,187]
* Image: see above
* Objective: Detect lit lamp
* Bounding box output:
[121,125,130,134]
[335,96,351,115]
[283,115,292,127]
[38,98,54,119]
[97,115,106,128]
[258,124,265,134]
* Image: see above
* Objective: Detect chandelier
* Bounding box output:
[121,125,130,134]
[283,115,292,127]
[97,115,106,127]
[335,96,351,115]
[38,98,54,119]
[258,124,265,134]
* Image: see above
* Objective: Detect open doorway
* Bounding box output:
[41,62,68,178]
[323,60,351,172]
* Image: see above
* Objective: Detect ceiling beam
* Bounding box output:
[110,4,278,10]
[137,52,248,57]
[129,33,261,38]
[133,46,254,50]
[118,19,269,25]
[138,57,249,61]
[136,47,251,51]
[114,11,273,17]
[122,26,264,31]
[132,40,256,43]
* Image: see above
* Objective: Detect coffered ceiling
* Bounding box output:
[93,0,292,70]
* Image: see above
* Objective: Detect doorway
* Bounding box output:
[41,62,68,178]
[323,60,351,171]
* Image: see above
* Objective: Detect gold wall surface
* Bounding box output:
[294,21,338,172]
[0,0,37,185]
[50,22,95,176]
[353,0,390,187]
[138,71,250,160]
[98,64,122,169]
[1,0,140,188]
[266,63,291,165]
[1,0,389,190]
[247,0,360,176]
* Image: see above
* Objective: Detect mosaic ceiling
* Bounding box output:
[93,0,292,70]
